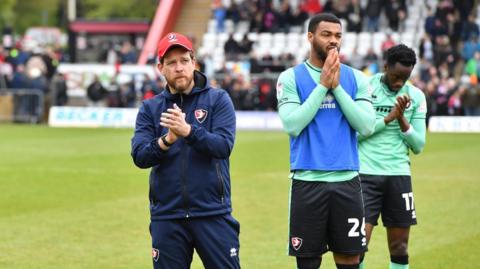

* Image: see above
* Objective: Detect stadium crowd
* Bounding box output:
[1,0,480,123]
[201,0,480,118]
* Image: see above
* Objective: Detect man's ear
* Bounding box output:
[156,63,163,74]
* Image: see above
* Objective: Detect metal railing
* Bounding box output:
[0,89,44,123]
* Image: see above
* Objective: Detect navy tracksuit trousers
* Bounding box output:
[150,214,240,269]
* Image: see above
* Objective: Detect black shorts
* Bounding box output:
[288,176,367,257]
[360,174,417,227]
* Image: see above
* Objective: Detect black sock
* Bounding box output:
[336,264,359,269]
[390,255,409,265]
[296,257,322,269]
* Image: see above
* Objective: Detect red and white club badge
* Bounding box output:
[194,109,208,123]
[167,33,177,42]
[291,237,303,251]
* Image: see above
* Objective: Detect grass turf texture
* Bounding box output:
[0,124,478,268]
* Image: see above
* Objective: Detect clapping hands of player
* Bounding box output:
[384,95,411,124]
[320,48,340,89]
[160,103,192,143]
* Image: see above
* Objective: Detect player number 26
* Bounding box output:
[348,217,366,237]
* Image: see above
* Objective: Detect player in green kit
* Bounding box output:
[277,13,376,269]
[358,44,427,269]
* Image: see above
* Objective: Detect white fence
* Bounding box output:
[48,106,284,130]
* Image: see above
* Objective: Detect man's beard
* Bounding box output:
[313,41,339,62]
[167,76,193,93]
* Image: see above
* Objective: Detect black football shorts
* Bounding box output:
[360,174,417,227]
[288,176,367,257]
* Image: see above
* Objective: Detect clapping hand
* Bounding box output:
[160,103,192,138]
[384,95,411,124]
[320,48,340,89]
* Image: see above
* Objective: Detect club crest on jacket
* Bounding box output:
[195,109,208,123]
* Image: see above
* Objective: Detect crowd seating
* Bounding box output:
[198,0,426,72]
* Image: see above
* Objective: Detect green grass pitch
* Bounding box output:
[0,124,479,268]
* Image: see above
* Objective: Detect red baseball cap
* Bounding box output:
[157,32,193,59]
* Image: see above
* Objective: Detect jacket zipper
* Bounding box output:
[216,162,225,204]
[180,94,190,217]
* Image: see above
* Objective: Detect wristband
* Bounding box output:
[161,134,173,147]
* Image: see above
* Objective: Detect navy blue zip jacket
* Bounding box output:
[131,70,236,220]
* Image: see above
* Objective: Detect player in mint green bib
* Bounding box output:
[358,44,427,269]
[277,13,376,269]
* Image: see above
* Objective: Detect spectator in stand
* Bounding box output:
[448,86,464,115]
[461,79,480,115]
[464,51,480,80]
[119,81,137,108]
[365,0,383,32]
[221,73,234,97]
[224,34,241,61]
[236,0,252,22]
[0,62,12,88]
[455,0,474,21]
[419,34,434,63]
[462,14,480,42]
[119,41,137,64]
[276,1,292,33]
[325,0,349,19]
[278,52,296,67]
[433,35,454,68]
[429,16,449,44]
[9,64,27,89]
[345,0,363,33]
[104,43,119,65]
[300,0,323,16]
[435,0,455,22]
[461,35,480,62]
[384,0,407,32]
[424,5,436,37]
[50,72,68,106]
[326,0,363,33]
[230,74,256,110]
[226,2,242,25]
[249,9,263,33]
[10,63,47,122]
[381,34,397,57]
[364,48,380,74]
[87,75,108,107]
[434,77,451,115]
[289,5,309,29]
[25,54,48,93]
[142,75,165,100]
[41,46,58,81]
[260,3,278,33]
[212,0,227,33]
[257,78,276,110]
[445,12,462,50]
[238,34,253,55]
[417,58,433,83]
[6,44,31,68]
[0,45,6,63]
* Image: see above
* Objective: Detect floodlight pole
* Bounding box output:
[68,0,76,22]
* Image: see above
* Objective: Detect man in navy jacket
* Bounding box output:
[131,32,240,269]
